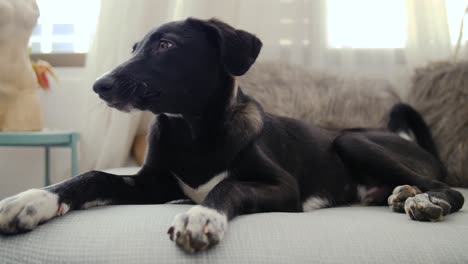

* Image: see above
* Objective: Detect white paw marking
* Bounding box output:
[174,171,228,204]
[357,185,382,204]
[168,205,228,253]
[391,185,404,195]
[0,189,69,234]
[302,196,330,211]
[397,131,414,141]
[357,184,368,202]
[81,199,112,209]
[404,193,451,221]
[387,185,421,212]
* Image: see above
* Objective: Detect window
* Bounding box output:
[327,0,468,49]
[29,0,100,66]
[327,0,407,49]
[446,0,468,45]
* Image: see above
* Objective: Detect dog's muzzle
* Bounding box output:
[93,76,117,101]
[93,74,159,112]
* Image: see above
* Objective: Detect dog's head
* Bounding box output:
[93,18,262,114]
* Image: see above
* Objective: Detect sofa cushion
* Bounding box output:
[1,188,467,264]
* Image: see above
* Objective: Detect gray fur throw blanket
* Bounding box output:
[408,61,468,187]
[240,62,400,129]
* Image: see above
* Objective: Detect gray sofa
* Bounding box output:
[2,63,467,263]
[1,168,467,263]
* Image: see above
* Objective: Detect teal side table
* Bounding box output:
[0,131,79,186]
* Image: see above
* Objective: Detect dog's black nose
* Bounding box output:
[93,76,116,94]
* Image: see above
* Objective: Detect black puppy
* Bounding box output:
[0,18,464,253]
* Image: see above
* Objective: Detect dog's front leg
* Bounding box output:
[168,146,301,253]
[0,169,182,235]
[168,180,299,253]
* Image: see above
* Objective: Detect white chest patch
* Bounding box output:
[302,196,330,212]
[175,171,229,204]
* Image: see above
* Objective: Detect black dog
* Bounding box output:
[0,18,464,253]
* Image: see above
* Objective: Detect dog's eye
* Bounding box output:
[158,40,173,51]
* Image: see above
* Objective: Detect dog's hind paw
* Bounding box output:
[0,189,69,234]
[388,185,422,213]
[404,193,451,221]
[167,205,227,253]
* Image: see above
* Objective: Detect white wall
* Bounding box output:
[0,68,87,198]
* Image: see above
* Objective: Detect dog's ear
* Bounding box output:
[189,18,263,76]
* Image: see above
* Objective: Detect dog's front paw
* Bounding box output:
[0,189,69,234]
[167,205,228,253]
[404,193,451,221]
[388,185,422,213]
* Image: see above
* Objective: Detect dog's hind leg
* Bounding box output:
[334,131,464,221]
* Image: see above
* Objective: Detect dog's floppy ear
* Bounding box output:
[189,18,263,76]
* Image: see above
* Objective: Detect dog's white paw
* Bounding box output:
[167,205,228,253]
[388,185,421,213]
[0,189,69,234]
[404,193,451,221]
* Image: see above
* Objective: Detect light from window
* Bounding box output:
[445,0,468,45]
[29,0,100,53]
[327,0,407,49]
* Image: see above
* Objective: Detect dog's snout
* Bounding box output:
[93,76,116,95]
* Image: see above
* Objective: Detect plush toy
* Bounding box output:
[0,0,43,131]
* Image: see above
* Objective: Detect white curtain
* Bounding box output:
[172,0,465,77]
[79,0,178,172]
[79,0,467,172]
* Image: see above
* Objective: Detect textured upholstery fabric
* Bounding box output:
[1,187,467,264]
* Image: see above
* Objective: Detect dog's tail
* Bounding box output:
[387,103,442,162]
